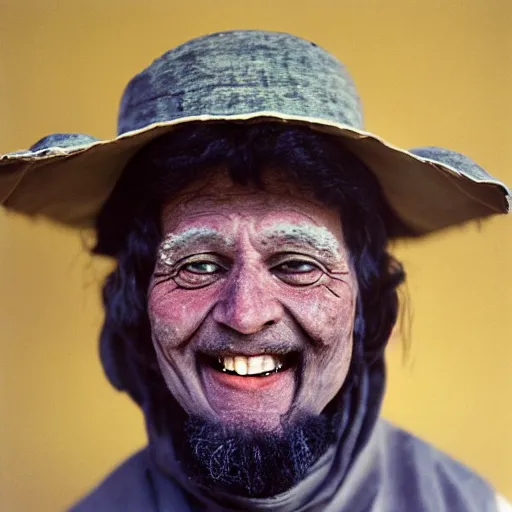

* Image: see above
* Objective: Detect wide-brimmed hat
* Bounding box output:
[1,30,509,242]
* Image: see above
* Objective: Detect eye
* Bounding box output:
[175,259,226,288]
[185,261,221,274]
[272,258,324,286]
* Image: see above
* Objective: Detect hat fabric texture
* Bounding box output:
[0,30,509,237]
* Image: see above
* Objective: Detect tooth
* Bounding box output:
[223,356,234,372]
[234,356,248,376]
[247,356,265,375]
[262,355,277,373]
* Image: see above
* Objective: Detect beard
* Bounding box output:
[144,347,357,500]
[173,412,335,499]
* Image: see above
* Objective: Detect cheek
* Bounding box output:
[281,277,356,346]
[313,340,353,412]
[288,278,356,413]
[148,281,220,349]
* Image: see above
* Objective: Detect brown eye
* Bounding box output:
[273,260,323,286]
[175,260,225,288]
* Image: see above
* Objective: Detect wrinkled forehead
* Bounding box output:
[162,167,316,209]
[160,167,344,241]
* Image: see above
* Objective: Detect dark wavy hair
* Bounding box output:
[93,122,407,410]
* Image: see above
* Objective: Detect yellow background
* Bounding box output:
[1,1,511,510]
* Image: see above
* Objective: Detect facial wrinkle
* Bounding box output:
[150,168,358,434]
[152,329,210,415]
[324,285,341,298]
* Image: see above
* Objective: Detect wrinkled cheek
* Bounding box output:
[298,339,353,416]
[147,283,216,351]
[318,339,353,395]
[284,281,356,347]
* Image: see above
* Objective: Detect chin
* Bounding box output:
[175,412,334,499]
[200,361,298,432]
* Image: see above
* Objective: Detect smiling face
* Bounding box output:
[147,168,358,432]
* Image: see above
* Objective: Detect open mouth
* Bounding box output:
[198,351,300,426]
[199,352,298,378]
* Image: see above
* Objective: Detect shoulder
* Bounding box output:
[374,419,506,511]
[68,449,156,512]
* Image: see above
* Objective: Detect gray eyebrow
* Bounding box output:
[160,228,234,252]
[261,223,342,257]
[159,224,342,259]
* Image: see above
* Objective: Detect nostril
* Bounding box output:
[264,320,275,327]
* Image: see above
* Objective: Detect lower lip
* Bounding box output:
[205,367,288,391]
[201,365,297,427]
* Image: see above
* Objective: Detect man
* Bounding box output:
[0,31,510,511]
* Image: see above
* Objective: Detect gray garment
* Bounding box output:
[69,419,498,512]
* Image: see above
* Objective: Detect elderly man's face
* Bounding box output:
[148,168,357,432]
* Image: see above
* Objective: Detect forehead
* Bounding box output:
[160,167,343,239]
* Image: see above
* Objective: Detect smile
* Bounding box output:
[202,352,298,378]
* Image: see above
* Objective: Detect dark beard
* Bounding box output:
[174,414,334,499]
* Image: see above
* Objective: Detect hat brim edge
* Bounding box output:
[1,112,510,235]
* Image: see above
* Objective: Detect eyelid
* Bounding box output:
[269,253,326,271]
[177,253,230,270]
[172,254,229,289]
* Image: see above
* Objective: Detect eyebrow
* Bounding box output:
[159,224,343,262]
[160,228,234,253]
[261,223,342,259]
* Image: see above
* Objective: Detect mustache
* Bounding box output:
[195,334,303,357]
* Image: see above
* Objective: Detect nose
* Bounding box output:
[212,264,284,334]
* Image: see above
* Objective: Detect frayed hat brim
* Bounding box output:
[1,112,510,237]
